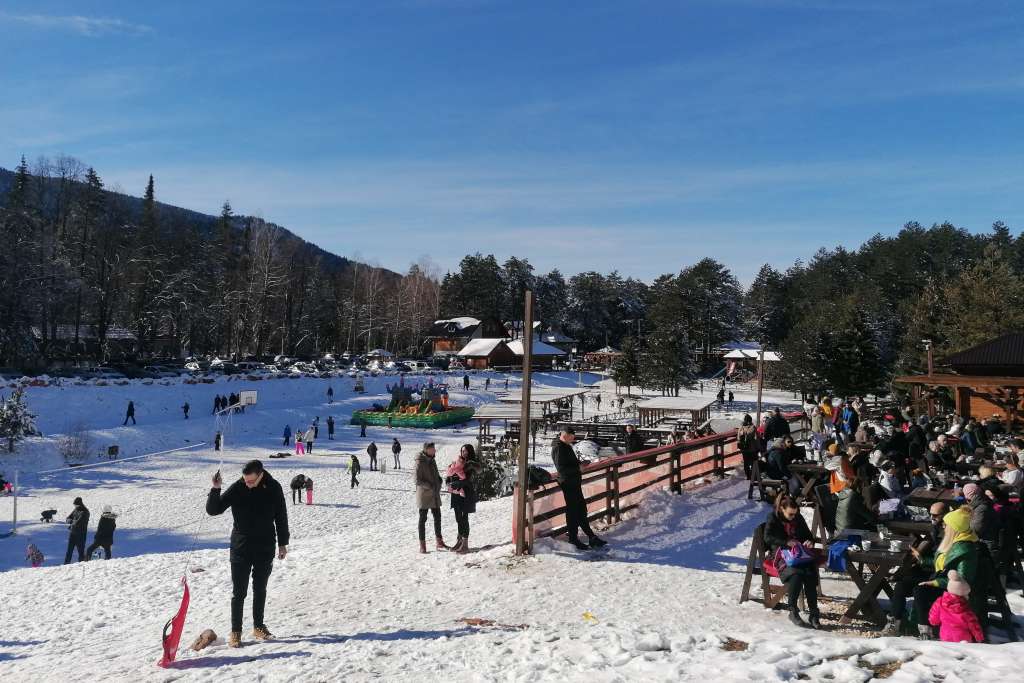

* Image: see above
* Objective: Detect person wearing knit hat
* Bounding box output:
[910,507,980,639]
[964,480,999,557]
[927,570,984,643]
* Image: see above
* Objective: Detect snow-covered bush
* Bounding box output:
[0,388,40,452]
[57,421,92,464]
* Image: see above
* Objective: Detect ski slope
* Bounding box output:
[0,373,1020,681]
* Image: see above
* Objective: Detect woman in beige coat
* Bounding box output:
[415,442,446,553]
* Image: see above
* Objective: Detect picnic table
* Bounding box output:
[906,486,959,508]
[883,519,932,542]
[788,461,828,502]
[839,546,915,625]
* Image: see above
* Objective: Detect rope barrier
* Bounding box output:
[35,443,208,476]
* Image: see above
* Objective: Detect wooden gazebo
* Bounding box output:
[636,396,715,428]
[894,333,1024,426]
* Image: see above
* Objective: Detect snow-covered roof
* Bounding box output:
[366,348,394,357]
[588,346,621,355]
[718,340,762,352]
[540,330,576,344]
[506,339,567,357]
[458,338,507,357]
[723,349,780,361]
[434,317,481,330]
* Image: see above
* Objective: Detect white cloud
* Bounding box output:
[0,13,152,37]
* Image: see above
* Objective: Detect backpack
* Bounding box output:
[527,466,553,490]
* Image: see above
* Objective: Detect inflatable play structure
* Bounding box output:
[351,377,474,428]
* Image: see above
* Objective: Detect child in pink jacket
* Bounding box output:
[928,570,984,643]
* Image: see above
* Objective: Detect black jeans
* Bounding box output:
[393,453,401,468]
[64,534,86,563]
[782,564,819,616]
[85,541,111,560]
[454,508,470,537]
[230,549,274,632]
[305,441,312,453]
[742,451,758,480]
[351,471,359,488]
[890,566,930,622]
[369,454,377,470]
[418,508,442,541]
[561,478,595,540]
[913,584,944,625]
[123,414,136,425]
[291,487,302,504]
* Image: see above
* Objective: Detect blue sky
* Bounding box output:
[1,1,1022,284]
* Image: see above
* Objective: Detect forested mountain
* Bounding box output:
[0,157,439,367]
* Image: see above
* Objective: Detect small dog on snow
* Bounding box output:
[40,509,57,523]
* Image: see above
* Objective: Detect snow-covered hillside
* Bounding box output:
[0,374,1019,681]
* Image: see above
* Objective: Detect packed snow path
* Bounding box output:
[0,374,1020,681]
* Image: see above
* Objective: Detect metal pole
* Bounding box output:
[515,290,535,556]
[12,470,18,535]
[755,349,765,428]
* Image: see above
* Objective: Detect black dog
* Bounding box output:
[40,509,57,522]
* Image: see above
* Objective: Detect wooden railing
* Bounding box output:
[513,412,809,545]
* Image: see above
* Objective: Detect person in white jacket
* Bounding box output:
[878,460,902,499]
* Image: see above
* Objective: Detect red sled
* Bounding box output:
[158,577,190,668]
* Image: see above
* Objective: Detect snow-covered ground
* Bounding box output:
[0,374,1019,681]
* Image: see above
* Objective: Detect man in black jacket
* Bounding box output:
[764,408,791,442]
[206,459,289,648]
[64,497,90,563]
[624,424,645,454]
[552,428,606,551]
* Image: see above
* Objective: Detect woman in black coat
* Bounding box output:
[446,444,479,554]
[764,493,821,630]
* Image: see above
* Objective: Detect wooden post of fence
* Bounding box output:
[515,290,535,556]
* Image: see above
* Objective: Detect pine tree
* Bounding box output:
[640,324,697,396]
[942,244,1024,352]
[0,388,40,452]
[611,336,642,396]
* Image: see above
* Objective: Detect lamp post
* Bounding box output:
[572,346,581,388]
[923,339,934,417]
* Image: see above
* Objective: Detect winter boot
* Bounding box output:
[808,613,822,630]
[419,540,427,554]
[252,625,273,641]
[455,535,469,554]
[568,536,590,551]
[436,536,448,551]
[788,611,810,629]
[228,631,242,648]
[588,535,608,549]
[917,624,934,641]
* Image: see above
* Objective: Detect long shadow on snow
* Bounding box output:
[0,639,46,647]
[170,650,312,669]
[588,477,771,573]
[276,627,481,645]
[0,524,226,573]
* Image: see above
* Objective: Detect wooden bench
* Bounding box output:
[809,484,837,545]
[739,523,788,609]
[748,460,786,503]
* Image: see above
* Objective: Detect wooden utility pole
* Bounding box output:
[515,291,535,555]
[755,349,765,428]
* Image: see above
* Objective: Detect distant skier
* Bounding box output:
[485,377,490,390]
[289,474,308,505]
[123,401,136,426]
[206,459,289,648]
[183,402,190,419]
[327,386,334,404]
[327,416,335,440]
[64,497,90,563]
[86,505,117,560]
[367,441,378,471]
[283,425,292,447]
[215,431,223,451]
[463,374,470,390]
[350,454,361,488]
[392,438,402,469]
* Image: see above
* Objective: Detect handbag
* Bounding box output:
[782,543,814,567]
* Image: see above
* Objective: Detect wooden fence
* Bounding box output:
[512,412,809,545]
